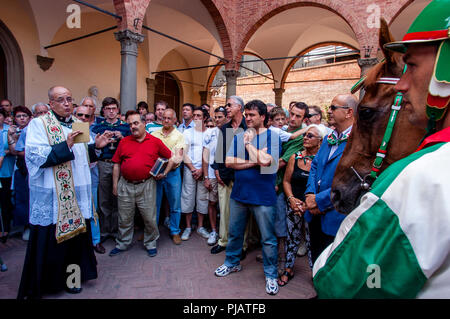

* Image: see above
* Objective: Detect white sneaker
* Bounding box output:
[265,277,279,295]
[207,231,218,246]
[163,217,170,229]
[181,228,191,241]
[214,264,242,277]
[197,227,210,239]
[22,228,30,241]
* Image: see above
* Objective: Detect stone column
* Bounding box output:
[146,78,157,112]
[115,29,145,114]
[223,70,240,101]
[199,90,209,106]
[358,58,378,76]
[273,88,285,108]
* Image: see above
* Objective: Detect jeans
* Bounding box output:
[225,199,278,279]
[156,166,182,235]
[274,192,287,237]
[90,182,101,245]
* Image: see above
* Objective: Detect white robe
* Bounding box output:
[25,117,93,226]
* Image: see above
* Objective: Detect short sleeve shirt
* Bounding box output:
[203,127,220,178]
[112,133,172,181]
[183,128,206,169]
[227,129,281,206]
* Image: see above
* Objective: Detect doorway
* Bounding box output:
[154,72,181,118]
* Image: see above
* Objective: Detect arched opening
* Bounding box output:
[0,20,24,106]
[207,52,274,108]
[154,72,181,118]
[281,43,360,111]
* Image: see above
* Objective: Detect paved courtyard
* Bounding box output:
[0,225,317,299]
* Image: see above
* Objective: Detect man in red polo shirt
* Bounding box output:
[110,111,173,257]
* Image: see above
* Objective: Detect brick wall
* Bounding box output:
[210,60,360,109]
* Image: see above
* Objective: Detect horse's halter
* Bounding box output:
[351,65,407,191]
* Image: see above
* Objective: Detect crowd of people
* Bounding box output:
[0,87,356,297]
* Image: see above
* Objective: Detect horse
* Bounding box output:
[330,19,426,214]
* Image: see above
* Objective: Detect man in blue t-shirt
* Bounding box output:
[214,99,281,296]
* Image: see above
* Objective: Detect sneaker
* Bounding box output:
[22,228,30,241]
[172,234,182,245]
[164,217,170,229]
[181,228,191,241]
[197,227,210,239]
[207,231,218,246]
[147,248,157,257]
[109,247,125,257]
[265,277,279,295]
[214,264,242,277]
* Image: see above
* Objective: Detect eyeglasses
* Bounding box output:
[304,133,319,139]
[330,105,349,111]
[104,107,118,112]
[76,113,91,119]
[53,97,73,104]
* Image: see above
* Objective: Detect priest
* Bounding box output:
[17,86,112,299]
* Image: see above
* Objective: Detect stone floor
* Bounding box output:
[0,225,317,299]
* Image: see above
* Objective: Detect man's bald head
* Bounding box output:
[332,94,358,112]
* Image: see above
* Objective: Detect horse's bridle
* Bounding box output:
[351,65,407,191]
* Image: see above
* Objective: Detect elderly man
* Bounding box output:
[109,112,173,257]
[17,86,110,299]
[80,96,100,124]
[151,108,185,244]
[91,97,130,243]
[304,94,357,264]
[214,99,281,295]
[313,0,450,298]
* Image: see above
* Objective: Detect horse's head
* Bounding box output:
[331,19,426,214]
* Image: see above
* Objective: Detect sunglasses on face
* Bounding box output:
[308,113,319,117]
[206,125,215,128]
[330,105,350,111]
[77,113,90,119]
[304,133,319,139]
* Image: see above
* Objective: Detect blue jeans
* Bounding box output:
[225,199,278,279]
[274,192,287,237]
[156,166,182,235]
[90,183,101,245]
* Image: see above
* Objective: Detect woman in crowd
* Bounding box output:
[278,124,326,286]
[0,108,15,239]
[7,106,32,240]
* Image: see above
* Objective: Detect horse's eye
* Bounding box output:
[358,107,376,121]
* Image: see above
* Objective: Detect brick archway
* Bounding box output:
[233,0,367,64]
[280,41,358,90]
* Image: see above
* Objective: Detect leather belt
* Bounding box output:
[124,177,150,185]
